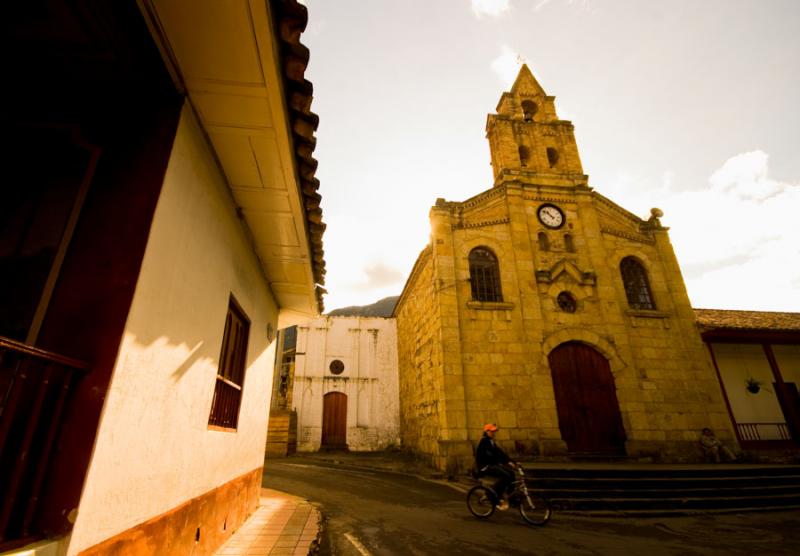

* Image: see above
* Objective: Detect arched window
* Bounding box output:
[518,145,531,167]
[521,100,538,121]
[620,257,655,310]
[564,234,575,252]
[538,232,549,251]
[546,147,559,168]
[469,247,502,302]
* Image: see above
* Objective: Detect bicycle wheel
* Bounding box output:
[466,485,496,519]
[519,492,551,525]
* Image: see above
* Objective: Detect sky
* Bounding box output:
[300,0,800,313]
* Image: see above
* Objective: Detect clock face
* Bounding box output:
[538,204,564,229]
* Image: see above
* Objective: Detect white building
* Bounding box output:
[292,317,400,452]
[1,1,325,554]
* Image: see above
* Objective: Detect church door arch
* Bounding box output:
[321,391,348,450]
[548,342,626,455]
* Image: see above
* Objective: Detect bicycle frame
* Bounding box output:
[469,464,551,525]
[479,465,532,505]
[511,466,537,508]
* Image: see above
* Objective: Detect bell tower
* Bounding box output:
[486,65,586,188]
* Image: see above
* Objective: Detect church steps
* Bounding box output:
[524,464,800,478]
[521,464,800,514]
[550,493,800,512]
[532,476,800,491]
[539,484,800,498]
[557,505,800,518]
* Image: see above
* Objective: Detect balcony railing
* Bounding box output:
[736,422,792,442]
[0,336,88,546]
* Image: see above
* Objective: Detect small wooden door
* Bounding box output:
[548,342,626,455]
[321,391,347,450]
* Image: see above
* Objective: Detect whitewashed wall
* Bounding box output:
[67,104,278,554]
[712,343,786,440]
[293,317,400,451]
[773,345,800,384]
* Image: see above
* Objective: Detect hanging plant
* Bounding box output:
[745,377,762,394]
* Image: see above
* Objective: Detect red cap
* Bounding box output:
[483,423,498,432]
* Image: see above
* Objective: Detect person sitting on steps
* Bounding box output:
[475,423,518,510]
[700,427,738,462]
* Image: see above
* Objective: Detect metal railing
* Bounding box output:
[0,336,88,545]
[736,422,792,442]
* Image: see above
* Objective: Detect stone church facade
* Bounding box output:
[394,66,736,472]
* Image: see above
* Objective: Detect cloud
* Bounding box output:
[363,261,405,289]
[471,0,510,18]
[709,150,785,201]
[605,151,800,311]
[491,45,523,87]
[322,258,406,311]
[535,0,595,12]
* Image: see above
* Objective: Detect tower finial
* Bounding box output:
[510,64,546,97]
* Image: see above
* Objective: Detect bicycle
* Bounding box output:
[466,465,551,525]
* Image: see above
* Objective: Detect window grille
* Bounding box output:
[209,297,250,429]
[620,257,655,310]
[469,247,502,302]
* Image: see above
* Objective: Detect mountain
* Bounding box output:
[327,296,399,318]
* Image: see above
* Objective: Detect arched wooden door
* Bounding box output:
[321,392,348,450]
[548,342,626,455]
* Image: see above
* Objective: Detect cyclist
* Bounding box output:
[475,423,518,510]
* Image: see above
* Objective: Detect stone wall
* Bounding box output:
[395,247,451,466]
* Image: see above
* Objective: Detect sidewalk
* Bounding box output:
[215,488,320,556]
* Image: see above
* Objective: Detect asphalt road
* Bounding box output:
[263,457,800,556]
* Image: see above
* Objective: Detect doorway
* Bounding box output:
[548,342,626,455]
[321,391,348,450]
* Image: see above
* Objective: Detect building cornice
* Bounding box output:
[270,0,327,312]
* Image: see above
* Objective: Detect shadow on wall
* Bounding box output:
[172,341,205,380]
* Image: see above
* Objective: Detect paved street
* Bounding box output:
[263,456,800,556]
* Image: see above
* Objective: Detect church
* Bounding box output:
[395,65,747,472]
[266,65,798,471]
